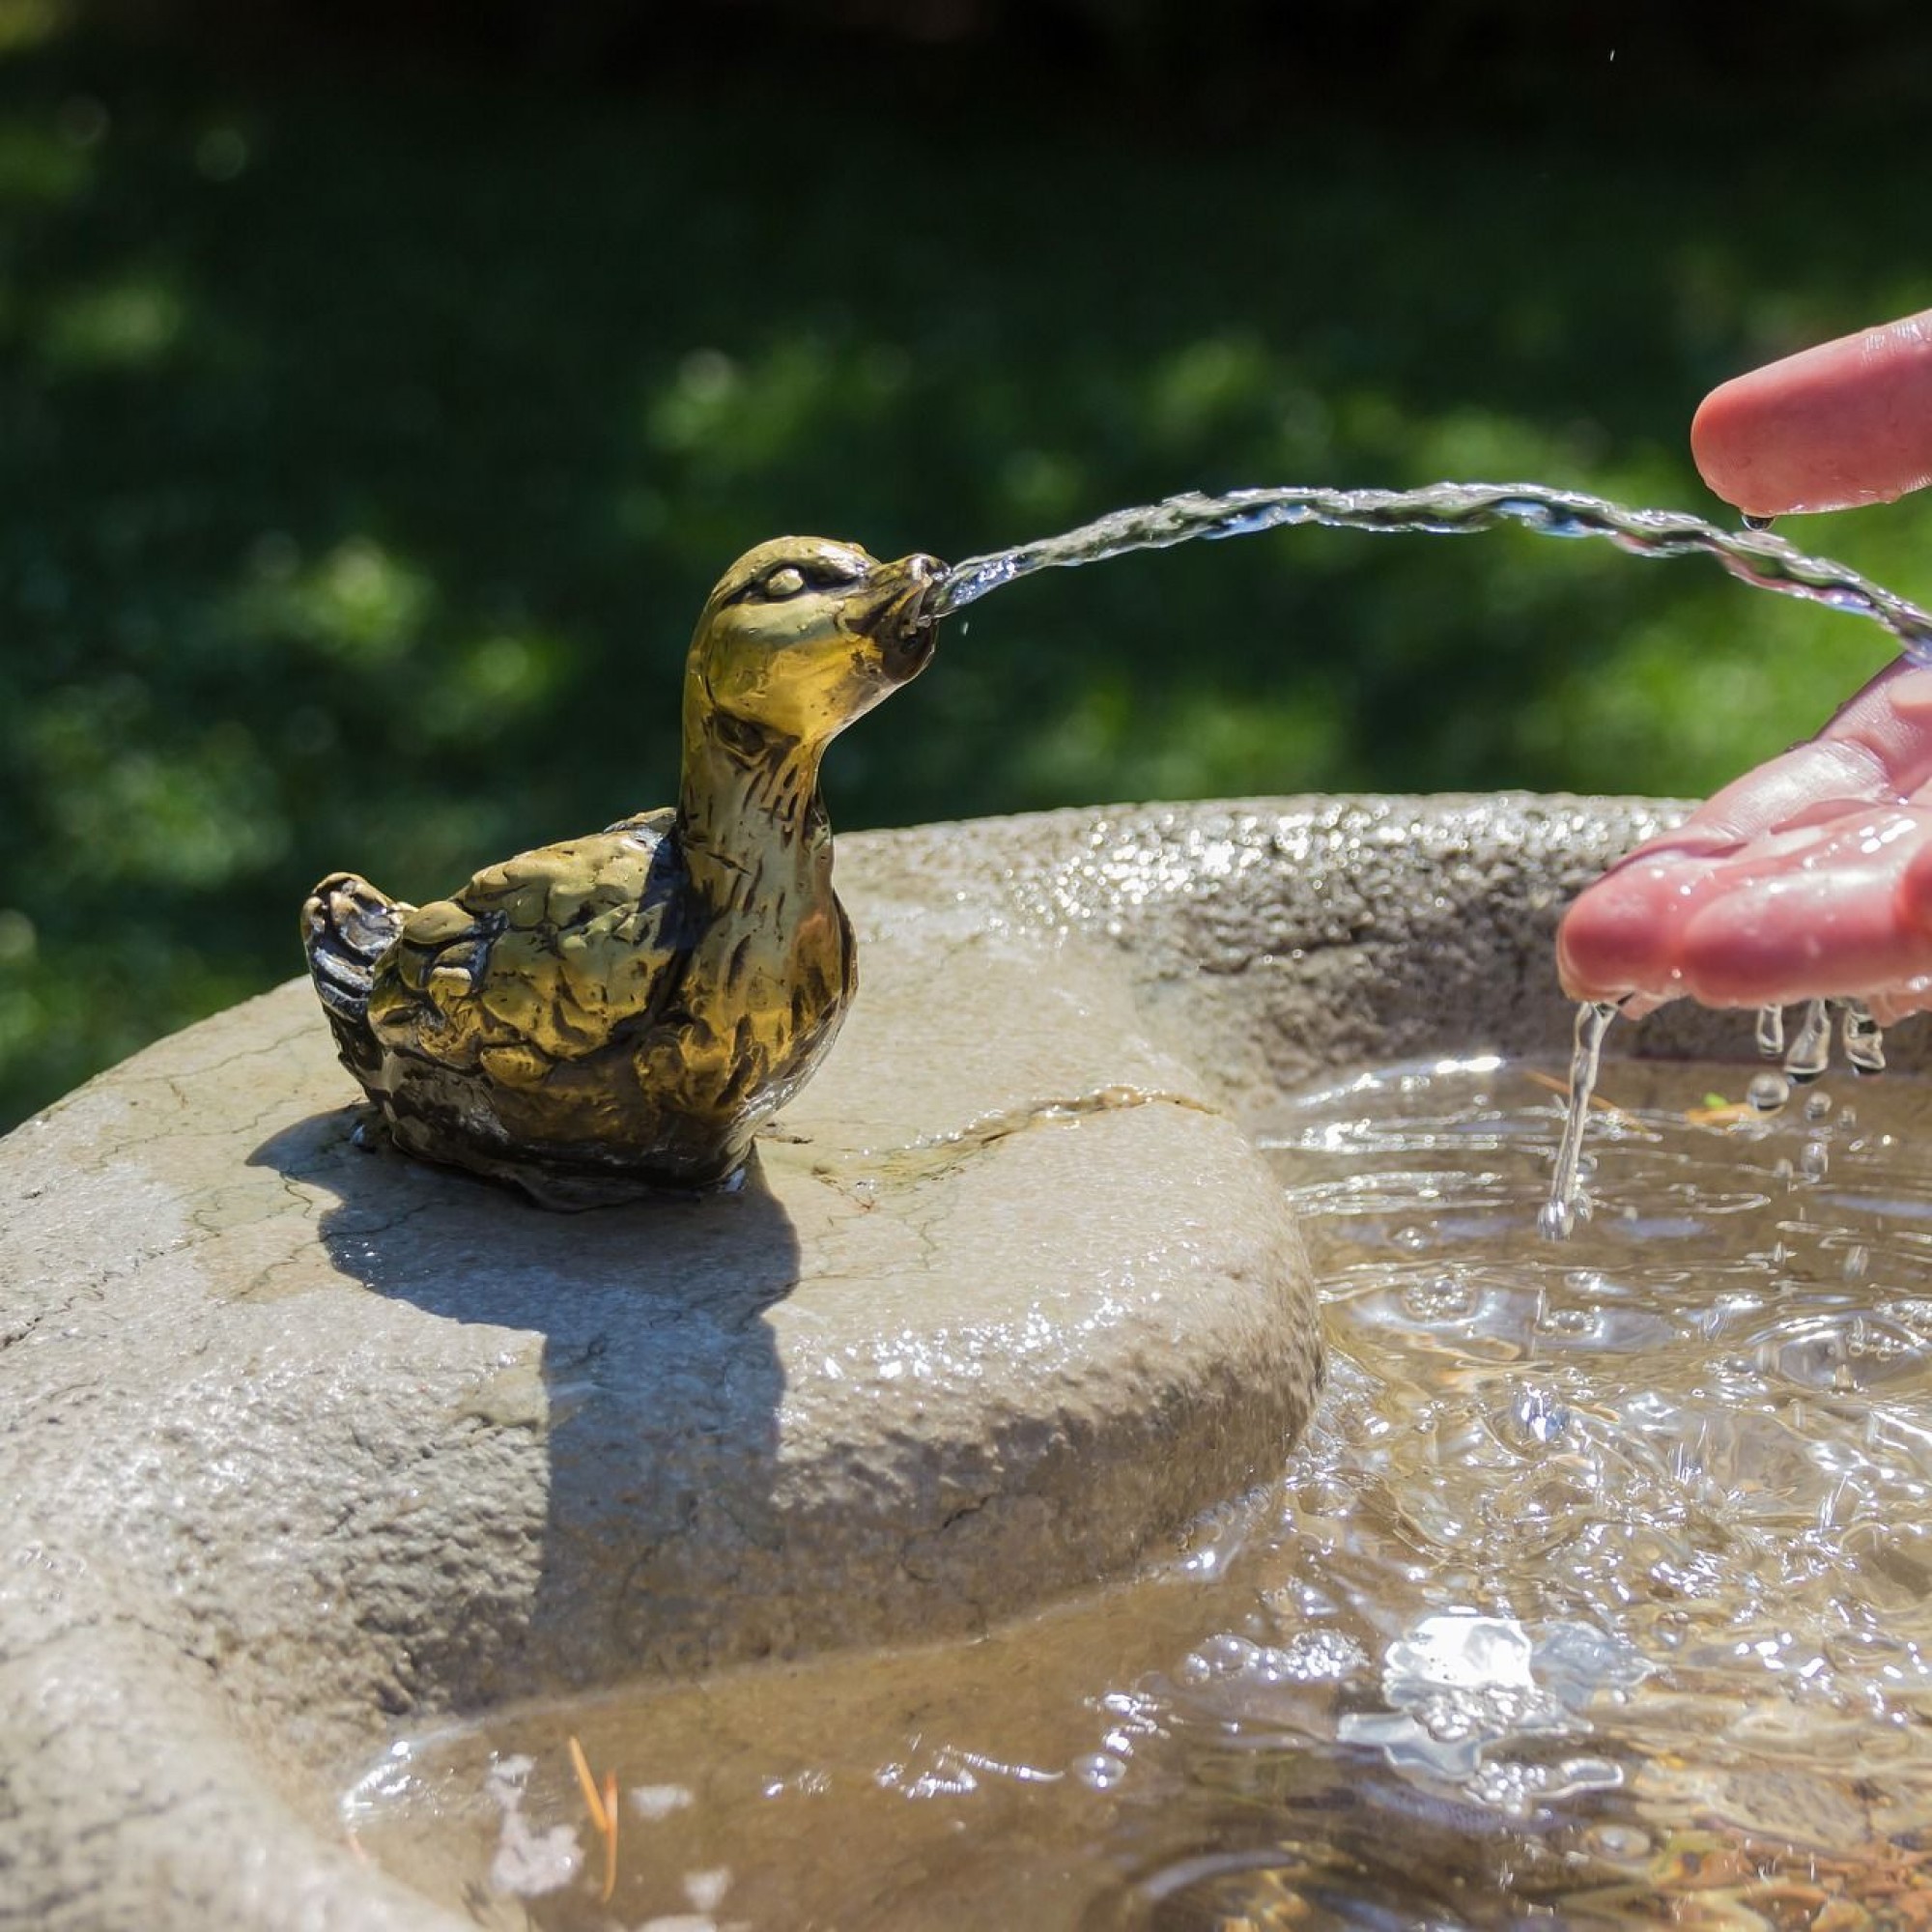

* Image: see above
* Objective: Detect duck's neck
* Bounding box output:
[676,699,833,917]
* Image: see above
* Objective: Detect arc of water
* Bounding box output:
[931,481,1932,662]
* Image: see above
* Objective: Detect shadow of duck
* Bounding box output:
[250,1106,803,1696]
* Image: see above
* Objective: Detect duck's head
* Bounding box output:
[688,537,946,748]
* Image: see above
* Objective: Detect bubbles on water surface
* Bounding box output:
[1072,1751,1129,1793]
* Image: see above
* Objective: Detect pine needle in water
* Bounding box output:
[566,1735,619,1901]
[602,1772,619,1904]
[1523,1067,1634,1123]
[566,1736,608,1833]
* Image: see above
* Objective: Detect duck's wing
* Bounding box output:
[366,809,690,1075]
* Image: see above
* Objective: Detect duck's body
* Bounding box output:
[301,538,941,1207]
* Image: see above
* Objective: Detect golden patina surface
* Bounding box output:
[300,537,942,1206]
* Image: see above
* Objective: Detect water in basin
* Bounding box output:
[344,1051,1932,1927]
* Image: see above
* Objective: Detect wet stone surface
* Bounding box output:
[353,1049,1932,1930]
[6,792,1869,1932]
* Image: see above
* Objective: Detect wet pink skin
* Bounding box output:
[1558,311,1932,1016]
[1691,309,1932,517]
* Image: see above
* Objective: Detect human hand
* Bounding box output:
[1557,309,1932,1021]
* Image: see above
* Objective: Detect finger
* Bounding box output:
[1556,847,1725,1003]
[1561,806,1932,1009]
[1611,661,1932,864]
[1673,809,1932,1007]
[1691,308,1932,516]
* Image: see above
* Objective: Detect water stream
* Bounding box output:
[931,479,1932,1245]
[931,480,1932,661]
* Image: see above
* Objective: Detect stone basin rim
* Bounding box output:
[12,790,1897,1932]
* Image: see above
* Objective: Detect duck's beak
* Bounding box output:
[870,553,947,683]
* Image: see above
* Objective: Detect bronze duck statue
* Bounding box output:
[301,537,944,1207]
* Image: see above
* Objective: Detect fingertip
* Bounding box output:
[1690,381,1776,516]
[1692,311,1932,517]
[1554,880,1666,1005]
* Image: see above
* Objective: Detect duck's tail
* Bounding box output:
[301,872,402,1077]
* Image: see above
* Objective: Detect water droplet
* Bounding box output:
[1799,1141,1831,1182]
[1843,1243,1870,1282]
[1510,1386,1571,1444]
[1203,1634,1260,1676]
[1742,513,1776,531]
[1844,1001,1888,1074]
[1390,1223,1432,1252]
[1071,1751,1127,1792]
[1784,999,1832,1083]
[1756,1005,1786,1058]
[1174,1650,1211,1689]
[1748,1070,1791,1113]
[1589,1823,1652,1861]
[1803,1090,1833,1122]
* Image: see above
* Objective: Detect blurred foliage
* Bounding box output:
[3,7,1932,1127]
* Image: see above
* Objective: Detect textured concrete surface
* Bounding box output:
[6,793,1850,1932]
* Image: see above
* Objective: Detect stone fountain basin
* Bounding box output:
[8,793,1905,1932]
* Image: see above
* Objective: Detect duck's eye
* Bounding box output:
[762,567,807,600]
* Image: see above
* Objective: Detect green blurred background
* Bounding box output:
[4,0,1932,1128]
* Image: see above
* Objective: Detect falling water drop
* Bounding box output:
[1784,1000,1833,1084]
[1843,1001,1887,1075]
[1742,513,1776,531]
[1747,1070,1791,1113]
[1540,1002,1617,1241]
[1756,1006,1785,1059]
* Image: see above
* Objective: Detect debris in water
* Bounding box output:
[1685,1092,1768,1127]
[567,1735,620,1902]
[1524,1067,1631,1122]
